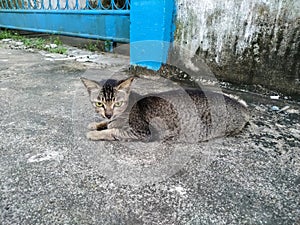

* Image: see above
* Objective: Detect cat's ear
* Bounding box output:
[80,77,101,94]
[116,77,134,93]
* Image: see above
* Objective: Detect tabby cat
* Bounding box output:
[81,76,249,142]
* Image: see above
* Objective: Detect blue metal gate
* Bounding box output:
[0,0,130,42]
[0,0,176,70]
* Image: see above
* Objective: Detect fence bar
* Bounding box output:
[130,0,176,70]
[0,9,130,43]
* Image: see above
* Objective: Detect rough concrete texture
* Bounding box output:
[176,0,300,96]
[0,42,300,225]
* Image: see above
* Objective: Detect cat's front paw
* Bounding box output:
[86,129,117,141]
[86,131,102,140]
[88,122,100,130]
[88,121,108,130]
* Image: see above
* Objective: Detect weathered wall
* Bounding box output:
[175,0,300,95]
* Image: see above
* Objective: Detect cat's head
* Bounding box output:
[81,77,134,120]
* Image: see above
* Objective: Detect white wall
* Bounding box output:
[175,0,300,94]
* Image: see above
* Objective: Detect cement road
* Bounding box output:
[0,44,299,225]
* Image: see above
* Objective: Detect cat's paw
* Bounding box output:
[88,122,100,130]
[86,129,117,141]
[86,131,102,140]
[88,121,108,130]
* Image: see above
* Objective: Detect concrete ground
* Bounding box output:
[0,42,299,225]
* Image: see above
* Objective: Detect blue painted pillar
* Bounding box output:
[130,0,176,70]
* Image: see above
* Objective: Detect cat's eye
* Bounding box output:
[95,102,104,107]
[114,101,123,107]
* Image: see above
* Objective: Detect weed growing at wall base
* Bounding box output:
[0,30,67,54]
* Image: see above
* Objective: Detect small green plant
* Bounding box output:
[85,40,104,52]
[104,40,113,52]
[0,30,20,39]
[50,36,63,46]
[46,45,67,54]
[85,41,97,52]
[0,30,67,54]
[23,37,46,49]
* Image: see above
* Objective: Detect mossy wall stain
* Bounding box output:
[175,0,300,95]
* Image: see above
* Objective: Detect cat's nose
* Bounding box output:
[105,114,112,119]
